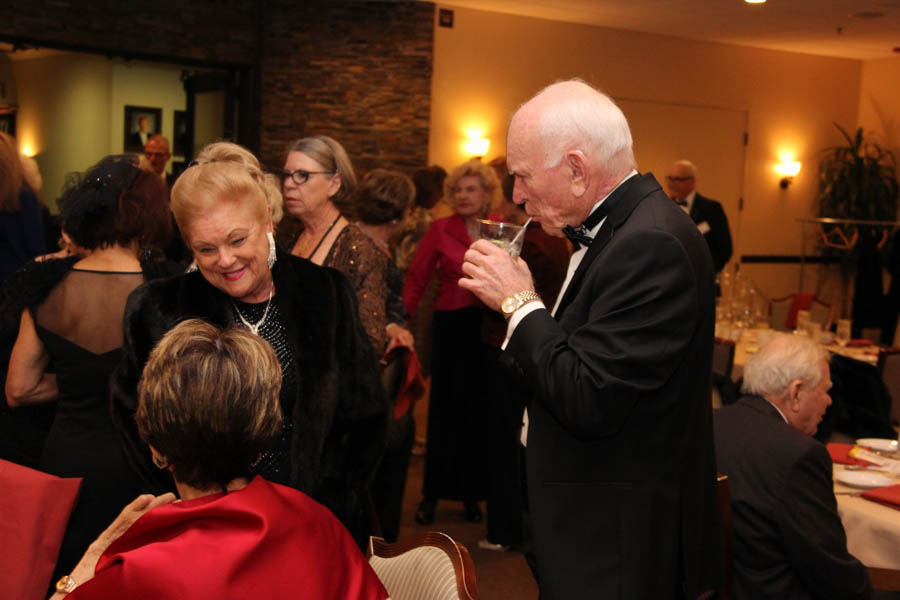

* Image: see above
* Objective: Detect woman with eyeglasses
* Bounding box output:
[277,135,392,353]
[110,141,387,549]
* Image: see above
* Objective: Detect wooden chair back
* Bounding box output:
[712,338,736,379]
[876,347,900,425]
[368,532,480,600]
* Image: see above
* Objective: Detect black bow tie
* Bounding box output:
[673,197,687,206]
[562,203,609,249]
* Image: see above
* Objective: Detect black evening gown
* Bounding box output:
[33,269,145,584]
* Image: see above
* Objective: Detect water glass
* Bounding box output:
[836,319,851,347]
[796,310,811,333]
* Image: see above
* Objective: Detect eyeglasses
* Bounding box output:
[282,169,334,185]
[666,175,694,182]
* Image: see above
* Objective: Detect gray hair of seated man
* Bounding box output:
[741,334,829,399]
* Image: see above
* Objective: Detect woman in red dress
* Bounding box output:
[52,319,386,599]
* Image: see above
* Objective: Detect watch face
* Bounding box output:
[501,296,519,315]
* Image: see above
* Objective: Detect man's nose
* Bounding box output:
[512,180,526,205]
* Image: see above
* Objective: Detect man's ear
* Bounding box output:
[786,379,804,412]
[566,150,588,198]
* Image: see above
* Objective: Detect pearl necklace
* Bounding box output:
[232,285,274,336]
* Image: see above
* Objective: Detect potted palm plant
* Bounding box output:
[817,123,899,325]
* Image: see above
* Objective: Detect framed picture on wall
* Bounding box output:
[124,105,162,152]
[173,110,188,157]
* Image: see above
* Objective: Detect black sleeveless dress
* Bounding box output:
[34,269,145,583]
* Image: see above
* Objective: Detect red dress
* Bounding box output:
[70,477,387,599]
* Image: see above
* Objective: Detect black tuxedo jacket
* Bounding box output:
[507,173,721,599]
[714,395,871,600]
[690,194,732,273]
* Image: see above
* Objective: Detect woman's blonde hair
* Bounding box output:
[170,142,283,239]
[444,159,501,217]
[0,132,24,213]
[285,135,357,216]
[136,318,283,491]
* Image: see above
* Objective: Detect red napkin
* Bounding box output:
[785,292,815,329]
[827,443,875,466]
[862,484,900,511]
[847,339,874,347]
[0,460,82,599]
[394,350,426,420]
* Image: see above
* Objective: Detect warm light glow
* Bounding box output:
[20,141,37,158]
[745,0,766,4]
[775,158,802,177]
[462,137,490,156]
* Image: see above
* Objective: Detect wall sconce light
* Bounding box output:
[462,136,490,158]
[775,156,801,189]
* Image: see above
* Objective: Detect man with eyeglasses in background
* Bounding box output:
[144,135,176,189]
[667,159,732,274]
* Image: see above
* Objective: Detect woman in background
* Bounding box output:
[355,168,419,542]
[0,132,45,281]
[278,135,391,352]
[5,155,174,583]
[54,320,386,599]
[402,159,501,525]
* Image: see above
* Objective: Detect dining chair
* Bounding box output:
[716,474,735,600]
[368,531,481,600]
[712,338,736,379]
[876,347,900,425]
[768,292,834,331]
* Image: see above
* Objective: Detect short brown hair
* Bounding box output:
[59,156,173,251]
[136,319,283,490]
[355,169,415,225]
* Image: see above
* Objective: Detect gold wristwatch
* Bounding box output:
[500,290,540,320]
[56,575,76,594]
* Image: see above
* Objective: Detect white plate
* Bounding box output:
[856,438,899,453]
[834,470,894,489]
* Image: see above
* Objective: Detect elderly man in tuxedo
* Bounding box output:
[714,335,872,599]
[666,159,732,273]
[460,79,721,599]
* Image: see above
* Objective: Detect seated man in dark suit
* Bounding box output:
[714,334,872,599]
[667,159,732,273]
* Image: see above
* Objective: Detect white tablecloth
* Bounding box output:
[833,465,900,570]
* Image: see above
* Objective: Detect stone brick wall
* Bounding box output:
[260,1,434,175]
[1,1,434,174]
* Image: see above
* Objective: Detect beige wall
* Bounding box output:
[858,56,900,159]
[13,53,112,209]
[431,5,864,307]
[11,53,186,209]
[110,60,186,159]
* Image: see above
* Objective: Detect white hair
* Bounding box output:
[741,334,828,398]
[523,79,636,177]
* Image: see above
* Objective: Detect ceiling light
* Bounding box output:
[745,0,766,4]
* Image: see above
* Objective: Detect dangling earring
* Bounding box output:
[152,454,169,470]
[267,232,277,269]
[186,259,198,273]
